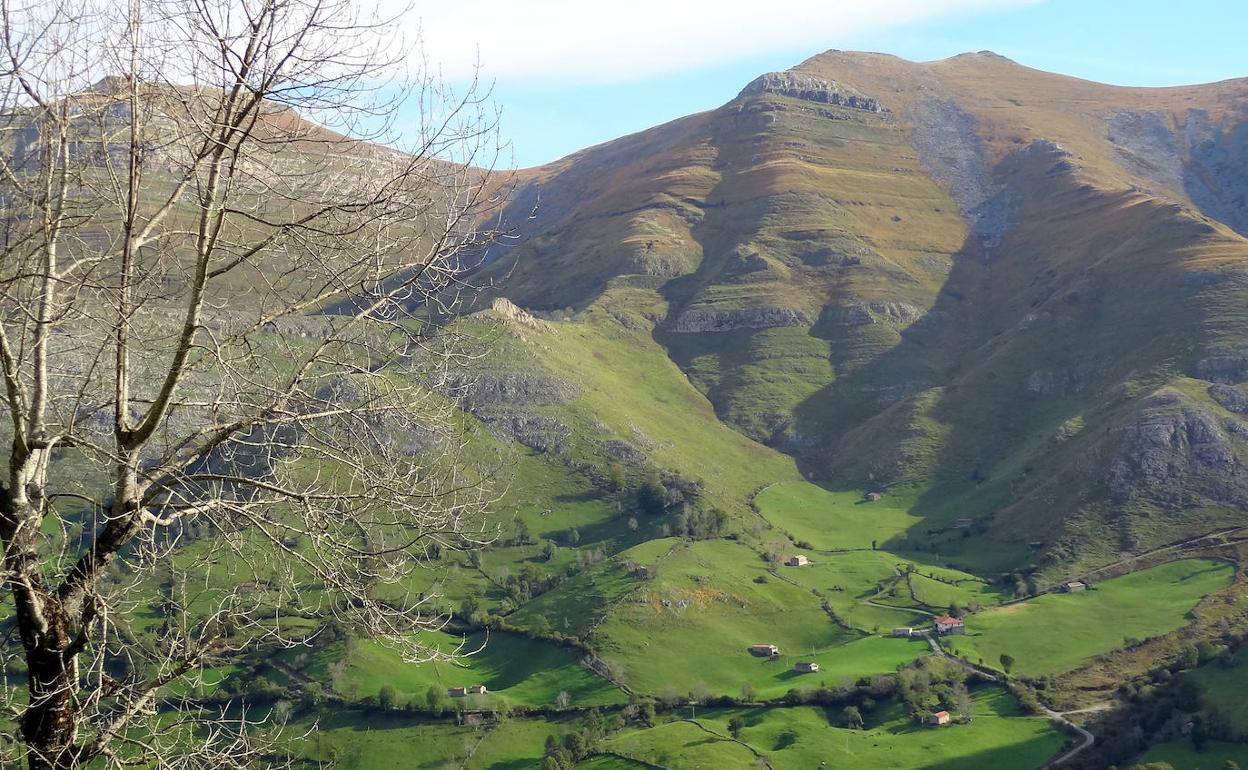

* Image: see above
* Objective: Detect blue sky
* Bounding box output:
[409,0,1247,168]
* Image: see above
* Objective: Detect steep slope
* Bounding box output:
[478,51,1248,570]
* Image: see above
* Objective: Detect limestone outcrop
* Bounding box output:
[739,72,882,113]
[667,306,811,333]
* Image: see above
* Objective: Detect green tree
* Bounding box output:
[563,732,589,759]
[530,614,553,637]
[378,684,397,710]
[1177,643,1200,670]
[540,754,569,770]
[425,685,445,715]
[513,517,534,545]
[639,701,656,727]
[728,716,746,739]
[637,476,668,516]
[999,653,1015,674]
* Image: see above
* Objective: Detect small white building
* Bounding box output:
[794,661,820,674]
[785,555,809,567]
[468,684,488,695]
[1062,581,1087,592]
[891,627,914,638]
[934,615,965,635]
[749,643,780,657]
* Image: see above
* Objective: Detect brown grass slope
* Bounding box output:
[476,50,1248,571]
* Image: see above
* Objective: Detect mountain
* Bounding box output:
[476,50,1248,573]
[15,52,1248,770]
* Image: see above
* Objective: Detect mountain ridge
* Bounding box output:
[471,49,1248,572]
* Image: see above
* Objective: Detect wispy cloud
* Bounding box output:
[401,0,1041,84]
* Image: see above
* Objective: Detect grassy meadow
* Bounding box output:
[756,482,923,550]
[591,539,927,697]
[945,559,1235,676]
[335,632,625,709]
[605,688,1064,770]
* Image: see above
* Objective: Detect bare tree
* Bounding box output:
[0,0,504,767]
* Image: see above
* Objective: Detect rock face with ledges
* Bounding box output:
[667,307,811,333]
[738,71,882,112]
[1107,394,1246,507]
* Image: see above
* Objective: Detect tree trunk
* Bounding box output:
[1,488,80,770]
[19,598,78,770]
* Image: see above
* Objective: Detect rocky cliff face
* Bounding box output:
[1107,108,1248,237]
[667,306,811,333]
[739,71,882,112]
[1107,392,1248,508]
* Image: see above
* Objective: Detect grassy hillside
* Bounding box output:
[605,689,1063,770]
[945,559,1235,676]
[589,539,922,697]
[469,47,1248,575]
[335,633,624,709]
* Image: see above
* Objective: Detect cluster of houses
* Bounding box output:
[446,684,488,698]
[747,644,820,674]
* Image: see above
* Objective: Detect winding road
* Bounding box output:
[919,631,1111,767]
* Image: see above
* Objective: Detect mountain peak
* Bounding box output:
[943,50,1017,64]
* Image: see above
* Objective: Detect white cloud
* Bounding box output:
[399,0,1041,84]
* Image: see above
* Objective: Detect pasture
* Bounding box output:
[607,688,1063,770]
[944,559,1234,676]
[593,540,925,697]
[756,482,921,550]
[334,631,624,708]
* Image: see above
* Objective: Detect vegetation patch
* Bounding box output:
[334,632,624,709]
[945,559,1235,676]
[756,482,923,550]
[593,540,924,697]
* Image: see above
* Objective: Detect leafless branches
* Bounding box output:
[0,0,505,766]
